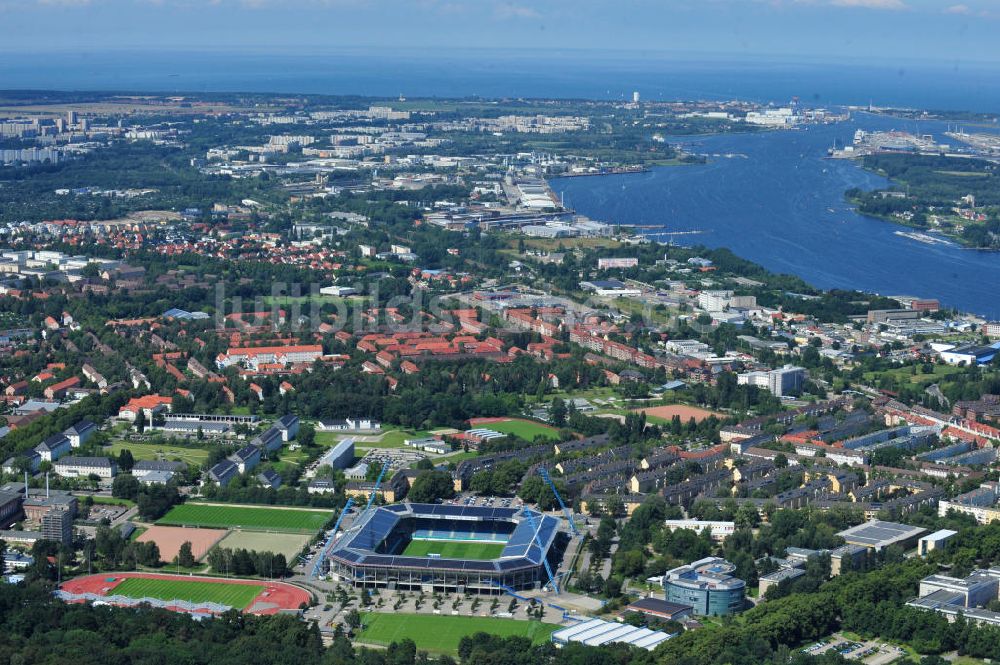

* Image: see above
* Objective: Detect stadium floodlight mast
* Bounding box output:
[538,468,578,536]
[311,496,356,579]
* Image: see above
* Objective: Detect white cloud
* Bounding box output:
[829,0,907,9]
[492,2,540,19]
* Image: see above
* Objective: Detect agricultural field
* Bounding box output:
[111,576,263,609]
[157,503,332,534]
[217,530,312,559]
[108,441,210,466]
[357,613,558,654]
[401,539,505,560]
[469,418,560,442]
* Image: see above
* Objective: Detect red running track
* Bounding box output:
[59,572,311,616]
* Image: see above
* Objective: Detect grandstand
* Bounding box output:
[322,502,566,594]
[55,590,232,616]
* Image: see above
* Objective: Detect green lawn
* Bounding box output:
[483,419,559,442]
[316,429,437,450]
[401,539,505,560]
[111,577,262,609]
[862,363,965,387]
[90,495,135,507]
[157,503,332,534]
[108,441,210,466]
[357,613,558,654]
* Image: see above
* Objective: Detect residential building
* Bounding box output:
[663,519,735,542]
[53,456,116,479]
[257,469,282,489]
[208,460,238,486]
[40,507,73,546]
[317,438,355,470]
[231,445,261,474]
[274,414,300,440]
[63,420,97,448]
[35,434,71,462]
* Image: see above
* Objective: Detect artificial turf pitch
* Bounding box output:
[157,503,332,533]
[111,577,263,609]
[357,613,558,653]
[401,539,505,560]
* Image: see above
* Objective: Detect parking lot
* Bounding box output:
[802,635,907,665]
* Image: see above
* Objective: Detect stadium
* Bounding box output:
[323,502,567,594]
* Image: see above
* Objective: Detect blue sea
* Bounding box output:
[2,49,1000,112]
[552,113,1000,318]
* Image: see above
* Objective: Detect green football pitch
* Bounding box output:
[357,613,558,653]
[111,577,263,609]
[157,503,332,534]
[401,539,505,560]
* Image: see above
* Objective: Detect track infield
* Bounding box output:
[136,525,228,563]
[157,503,332,534]
[59,572,311,615]
[401,539,505,560]
[112,576,262,608]
[357,612,558,653]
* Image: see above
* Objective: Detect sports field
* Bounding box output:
[401,539,505,560]
[218,530,312,559]
[469,418,560,442]
[357,613,558,653]
[112,576,263,609]
[633,404,721,423]
[136,525,227,562]
[157,503,332,534]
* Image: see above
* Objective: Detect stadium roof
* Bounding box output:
[837,520,926,551]
[328,502,560,573]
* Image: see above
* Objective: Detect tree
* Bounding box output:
[735,503,761,530]
[407,470,454,503]
[112,473,140,501]
[117,449,135,473]
[345,608,361,631]
[550,398,567,427]
[177,541,195,568]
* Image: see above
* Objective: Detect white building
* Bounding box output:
[664,519,736,542]
[53,456,116,479]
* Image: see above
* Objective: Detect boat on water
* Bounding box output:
[894,230,953,246]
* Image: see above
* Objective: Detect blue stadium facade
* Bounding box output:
[325,502,564,593]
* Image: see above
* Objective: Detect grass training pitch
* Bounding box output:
[157,503,332,533]
[468,417,560,442]
[111,577,263,609]
[357,613,558,653]
[217,530,312,559]
[401,539,505,560]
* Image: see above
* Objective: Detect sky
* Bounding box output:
[0,0,999,64]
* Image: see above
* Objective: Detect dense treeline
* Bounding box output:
[206,547,290,578]
[847,153,1000,248]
